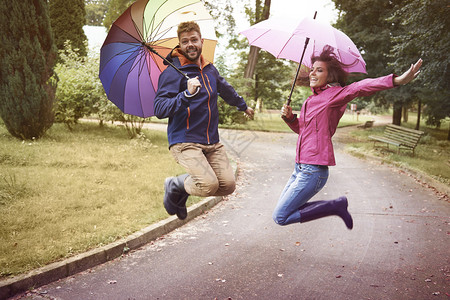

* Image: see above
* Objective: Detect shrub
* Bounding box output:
[54,42,120,129]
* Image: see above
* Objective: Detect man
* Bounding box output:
[154,21,254,220]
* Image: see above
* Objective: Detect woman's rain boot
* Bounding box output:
[299,196,353,229]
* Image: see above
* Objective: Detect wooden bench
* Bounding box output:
[368,124,424,155]
[357,120,374,129]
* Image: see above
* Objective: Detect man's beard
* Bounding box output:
[182,47,202,62]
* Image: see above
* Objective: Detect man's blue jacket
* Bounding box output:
[154,48,248,147]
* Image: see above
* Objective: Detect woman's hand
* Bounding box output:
[281,104,293,120]
[394,58,423,86]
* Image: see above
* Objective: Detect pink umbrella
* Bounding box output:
[240,13,367,104]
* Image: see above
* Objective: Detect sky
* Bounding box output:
[235,0,338,32]
[270,0,338,22]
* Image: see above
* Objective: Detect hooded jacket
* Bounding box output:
[285,74,396,166]
[154,48,248,147]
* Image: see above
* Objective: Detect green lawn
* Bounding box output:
[0,122,197,278]
[217,110,370,132]
[345,116,450,185]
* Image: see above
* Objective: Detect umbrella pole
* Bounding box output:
[286,11,318,107]
[144,43,190,80]
[286,41,309,106]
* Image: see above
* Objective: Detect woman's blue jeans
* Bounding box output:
[272,164,329,226]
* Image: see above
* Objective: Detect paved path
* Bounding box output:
[20,126,449,300]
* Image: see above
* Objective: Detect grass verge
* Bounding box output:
[216,110,371,132]
[344,117,450,186]
[0,122,203,278]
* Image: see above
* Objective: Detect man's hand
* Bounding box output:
[244,107,255,120]
[187,76,201,95]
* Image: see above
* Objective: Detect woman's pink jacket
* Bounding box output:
[285,74,395,166]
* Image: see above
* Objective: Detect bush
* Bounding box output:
[54,42,120,129]
[218,98,248,125]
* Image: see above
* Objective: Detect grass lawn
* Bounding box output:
[345,116,450,186]
[0,122,198,278]
[216,110,371,132]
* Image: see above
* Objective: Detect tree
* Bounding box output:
[244,0,271,79]
[85,0,109,26]
[389,0,450,135]
[49,0,87,57]
[237,0,303,112]
[332,0,406,125]
[103,0,133,29]
[227,42,296,112]
[0,0,57,140]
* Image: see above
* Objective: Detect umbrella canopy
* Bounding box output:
[240,17,366,74]
[99,0,217,117]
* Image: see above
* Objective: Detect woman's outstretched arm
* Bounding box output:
[393,58,423,86]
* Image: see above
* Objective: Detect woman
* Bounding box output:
[272,46,422,229]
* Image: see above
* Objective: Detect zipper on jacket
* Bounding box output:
[186,107,190,129]
[201,71,212,144]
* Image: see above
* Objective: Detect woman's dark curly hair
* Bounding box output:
[295,46,349,87]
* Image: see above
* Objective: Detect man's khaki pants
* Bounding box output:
[169,142,235,197]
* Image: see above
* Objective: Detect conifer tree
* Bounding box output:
[0,0,57,140]
[49,0,87,57]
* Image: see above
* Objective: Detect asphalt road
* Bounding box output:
[20,126,449,300]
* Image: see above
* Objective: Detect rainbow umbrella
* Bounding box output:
[99,0,217,117]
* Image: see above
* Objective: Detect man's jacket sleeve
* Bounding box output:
[215,69,248,111]
[154,69,189,119]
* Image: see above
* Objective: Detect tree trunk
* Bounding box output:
[244,46,260,79]
[243,0,271,79]
[402,105,408,122]
[415,99,421,131]
[392,102,402,125]
[447,123,450,141]
[254,73,259,103]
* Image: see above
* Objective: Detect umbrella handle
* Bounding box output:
[286,11,317,106]
[144,43,190,81]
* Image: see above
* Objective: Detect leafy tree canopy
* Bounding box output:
[85,0,109,26]
[332,0,449,127]
[0,0,57,139]
[50,0,88,57]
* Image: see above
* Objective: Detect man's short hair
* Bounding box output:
[177,21,202,39]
